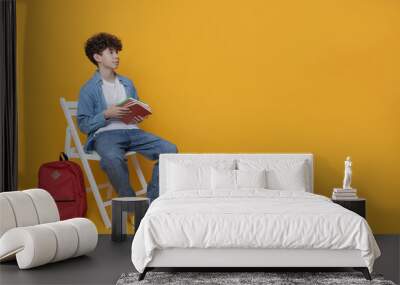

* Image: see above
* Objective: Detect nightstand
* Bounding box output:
[332,198,366,219]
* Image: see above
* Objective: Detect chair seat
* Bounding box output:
[112,197,149,202]
[68,148,137,161]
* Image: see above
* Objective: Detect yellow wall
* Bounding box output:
[16,0,400,234]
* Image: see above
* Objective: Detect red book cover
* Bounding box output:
[117,98,152,124]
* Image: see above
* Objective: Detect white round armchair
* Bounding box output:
[0,189,97,269]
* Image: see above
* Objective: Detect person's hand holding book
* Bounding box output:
[128,114,150,124]
[123,99,150,124]
[103,105,131,119]
[114,97,152,124]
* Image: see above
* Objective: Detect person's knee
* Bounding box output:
[161,141,178,154]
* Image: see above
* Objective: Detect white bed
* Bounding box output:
[131,153,380,280]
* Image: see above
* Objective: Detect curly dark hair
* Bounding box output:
[84,32,123,66]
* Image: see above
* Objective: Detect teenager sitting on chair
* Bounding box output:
[77,32,178,203]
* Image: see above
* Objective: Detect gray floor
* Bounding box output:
[0,235,399,285]
[374,235,400,284]
[0,236,135,285]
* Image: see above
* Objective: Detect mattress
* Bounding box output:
[131,189,380,273]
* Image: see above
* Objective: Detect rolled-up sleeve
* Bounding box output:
[77,87,106,135]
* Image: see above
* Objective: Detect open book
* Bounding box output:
[117,98,152,124]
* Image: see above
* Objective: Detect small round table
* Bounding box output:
[111,197,149,242]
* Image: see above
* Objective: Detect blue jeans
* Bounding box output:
[93,129,178,203]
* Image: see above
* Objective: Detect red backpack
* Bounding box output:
[38,153,87,220]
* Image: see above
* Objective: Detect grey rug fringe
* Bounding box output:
[116,271,396,285]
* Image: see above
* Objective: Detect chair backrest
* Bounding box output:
[60,97,85,159]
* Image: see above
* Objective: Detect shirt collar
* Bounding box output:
[92,69,128,87]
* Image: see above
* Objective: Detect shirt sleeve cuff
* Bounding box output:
[94,112,107,125]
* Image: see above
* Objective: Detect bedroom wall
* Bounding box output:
[16,0,400,234]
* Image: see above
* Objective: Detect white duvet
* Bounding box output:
[131,190,380,273]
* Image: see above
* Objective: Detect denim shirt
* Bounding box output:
[77,70,139,153]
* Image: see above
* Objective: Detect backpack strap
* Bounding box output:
[59,152,69,161]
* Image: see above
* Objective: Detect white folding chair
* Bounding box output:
[60,97,148,228]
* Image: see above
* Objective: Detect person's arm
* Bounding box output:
[77,86,107,134]
[104,105,131,119]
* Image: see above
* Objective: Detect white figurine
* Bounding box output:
[342,156,352,189]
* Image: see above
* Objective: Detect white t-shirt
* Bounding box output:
[94,77,139,135]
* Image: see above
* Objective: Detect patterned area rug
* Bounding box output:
[116,271,396,285]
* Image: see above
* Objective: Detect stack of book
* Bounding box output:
[117,98,152,124]
[332,188,358,200]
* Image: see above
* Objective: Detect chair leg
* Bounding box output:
[81,158,111,228]
[354,267,372,280]
[130,155,148,195]
[62,98,111,228]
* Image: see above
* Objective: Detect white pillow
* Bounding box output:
[167,163,211,191]
[237,159,308,191]
[211,168,268,190]
[237,169,267,188]
[166,160,236,192]
[211,168,236,190]
[267,167,306,191]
